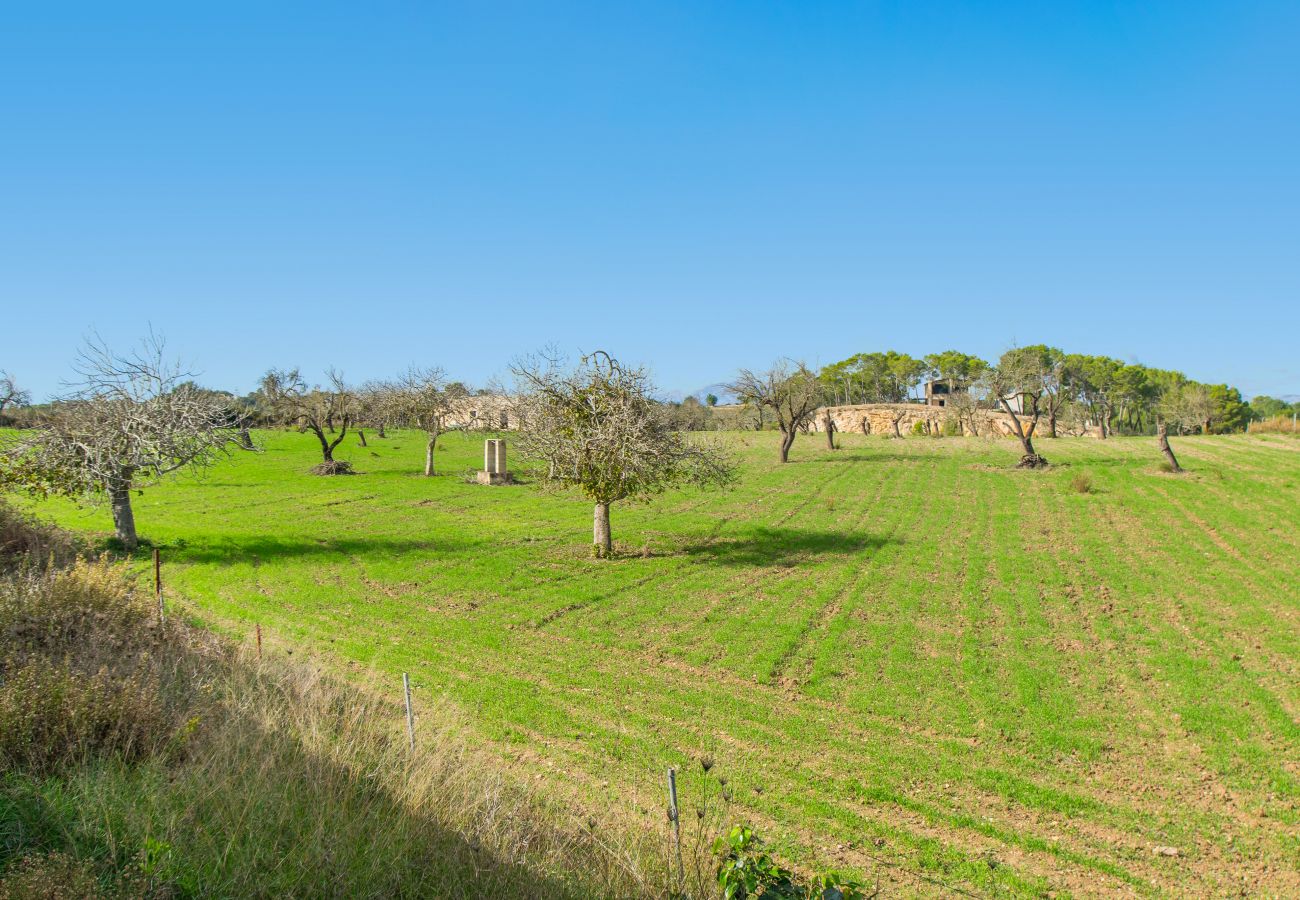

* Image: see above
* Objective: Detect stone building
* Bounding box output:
[923,378,960,407]
[445,394,514,430]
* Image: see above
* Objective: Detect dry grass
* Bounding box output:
[0,501,81,570]
[1247,415,1300,434]
[0,552,674,898]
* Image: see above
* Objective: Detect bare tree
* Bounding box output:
[0,371,29,417]
[946,389,987,437]
[260,368,357,473]
[820,408,836,449]
[510,351,734,558]
[372,366,470,476]
[0,335,237,550]
[727,361,822,463]
[984,348,1050,468]
[1154,383,1213,473]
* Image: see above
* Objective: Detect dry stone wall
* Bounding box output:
[811,403,1021,438]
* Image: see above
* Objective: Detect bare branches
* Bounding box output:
[984,347,1054,467]
[260,368,357,469]
[0,371,29,416]
[366,365,469,475]
[727,361,822,462]
[1,335,237,548]
[510,351,735,556]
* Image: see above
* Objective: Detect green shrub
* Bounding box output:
[715,824,865,899]
[1070,472,1093,494]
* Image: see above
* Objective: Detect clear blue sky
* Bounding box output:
[4,2,1298,402]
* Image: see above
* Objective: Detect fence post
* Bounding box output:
[403,673,416,751]
[667,767,684,885]
[153,547,164,622]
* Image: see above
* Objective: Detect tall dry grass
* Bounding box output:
[1248,415,1300,435]
[0,503,680,898]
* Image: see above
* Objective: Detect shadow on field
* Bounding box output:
[173,535,476,564]
[820,449,945,464]
[685,527,895,567]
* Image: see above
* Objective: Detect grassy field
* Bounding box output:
[20,429,1300,896]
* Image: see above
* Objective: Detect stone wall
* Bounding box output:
[811,403,1021,438]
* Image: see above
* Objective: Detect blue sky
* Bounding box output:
[3,2,1298,401]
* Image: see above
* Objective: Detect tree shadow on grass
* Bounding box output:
[682,527,898,568]
[817,448,948,464]
[167,535,479,565]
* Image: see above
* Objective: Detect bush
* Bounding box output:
[715,824,865,900]
[0,661,173,775]
[0,559,196,774]
[1070,472,1093,495]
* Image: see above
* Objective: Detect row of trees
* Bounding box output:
[817,346,1249,436]
[0,341,497,549]
[721,346,1251,470]
[0,337,1278,555]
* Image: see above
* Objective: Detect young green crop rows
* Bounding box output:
[25,430,1300,895]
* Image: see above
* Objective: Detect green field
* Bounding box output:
[22,430,1300,896]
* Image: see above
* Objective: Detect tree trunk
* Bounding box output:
[376,422,386,438]
[238,424,254,449]
[892,416,902,438]
[109,467,138,550]
[313,425,334,462]
[357,430,367,447]
[1157,422,1182,472]
[424,430,439,476]
[593,502,612,558]
[861,417,871,435]
[778,429,795,463]
[1048,412,1058,438]
[823,414,835,450]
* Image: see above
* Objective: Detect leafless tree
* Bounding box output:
[371,366,470,476]
[820,408,836,449]
[984,348,1050,467]
[886,407,908,438]
[1154,383,1213,473]
[260,368,357,473]
[947,389,988,437]
[0,335,237,550]
[727,361,822,463]
[510,351,735,558]
[0,371,29,417]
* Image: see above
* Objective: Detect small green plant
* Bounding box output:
[910,420,927,436]
[714,824,865,899]
[1070,472,1093,494]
